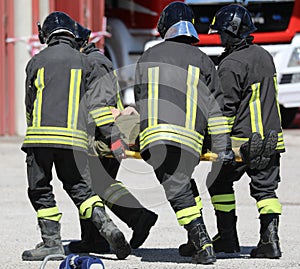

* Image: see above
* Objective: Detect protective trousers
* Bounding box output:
[207,153,282,213]
[142,145,200,225]
[26,148,96,213]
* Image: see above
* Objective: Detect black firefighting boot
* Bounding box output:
[67,219,110,254]
[184,217,216,264]
[212,210,240,253]
[178,180,201,257]
[240,132,264,169]
[110,203,158,249]
[250,214,281,258]
[22,219,64,261]
[91,206,131,259]
[256,130,278,170]
[178,233,195,257]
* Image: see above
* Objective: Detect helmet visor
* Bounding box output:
[164,21,199,42]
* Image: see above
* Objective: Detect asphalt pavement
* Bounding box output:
[1,128,300,269]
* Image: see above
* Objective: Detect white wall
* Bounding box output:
[14,0,49,136]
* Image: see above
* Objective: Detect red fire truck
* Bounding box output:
[104,0,300,127]
[32,0,300,128]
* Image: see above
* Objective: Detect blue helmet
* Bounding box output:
[59,254,105,269]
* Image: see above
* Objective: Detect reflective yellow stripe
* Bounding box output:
[185,65,199,130]
[68,69,82,129]
[26,126,87,139]
[211,193,235,203]
[274,75,282,123]
[226,116,236,132]
[24,126,88,149]
[202,243,213,250]
[213,204,236,212]
[90,107,115,127]
[103,182,130,209]
[140,124,204,154]
[195,196,203,212]
[79,195,104,219]
[276,132,285,150]
[26,112,30,125]
[140,123,203,142]
[90,107,112,118]
[23,136,88,149]
[37,206,62,222]
[257,198,282,214]
[114,70,124,111]
[211,194,236,212]
[148,67,159,127]
[231,136,248,142]
[208,116,230,134]
[250,83,264,137]
[176,205,201,226]
[32,68,45,127]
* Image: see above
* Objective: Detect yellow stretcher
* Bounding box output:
[107,149,242,162]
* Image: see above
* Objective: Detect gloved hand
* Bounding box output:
[217,149,236,165]
[110,138,127,161]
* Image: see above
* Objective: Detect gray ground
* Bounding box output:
[1,129,300,269]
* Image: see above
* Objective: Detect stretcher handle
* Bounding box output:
[123,150,243,162]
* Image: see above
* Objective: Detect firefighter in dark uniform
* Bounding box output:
[66,23,158,254]
[180,4,285,259]
[134,2,235,264]
[21,12,131,261]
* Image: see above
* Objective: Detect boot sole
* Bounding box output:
[240,132,263,169]
[263,130,278,157]
[192,254,216,264]
[192,246,216,265]
[251,251,282,259]
[256,130,278,170]
[22,248,65,261]
[249,133,264,158]
[110,230,131,259]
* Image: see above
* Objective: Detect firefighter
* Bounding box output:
[21,12,131,261]
[66,22,158,254]
[134,2,235,264]
[180,4,285,259]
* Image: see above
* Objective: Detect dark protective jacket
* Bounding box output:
[218,40,285,152]
[82,43,124,112]
[22,36,119,152]
[134,40,231,157]
[82,43,124,143]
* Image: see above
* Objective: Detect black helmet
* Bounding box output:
[38,11,76,44]
[75,22,92,48]
[157,1,199,42]
[209,4,257,39]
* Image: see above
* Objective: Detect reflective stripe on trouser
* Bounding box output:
[257,198,282,215]
[79,195,104,219]
[176,205,201,226]
[211,193,236,212]
[101,182,131,209]
[37,206,62,222]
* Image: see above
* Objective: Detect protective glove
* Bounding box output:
[110,138,127,161]
[217,149,236,165]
